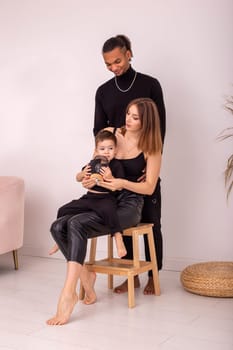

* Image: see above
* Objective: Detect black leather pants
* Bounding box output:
[123,179,163,272]
[50,191,143,264]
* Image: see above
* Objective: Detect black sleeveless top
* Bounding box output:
[116,153,146,182]
[113,127,146,182]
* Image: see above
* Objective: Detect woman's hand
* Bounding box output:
[82,176,96,190]
[83,165,91,178]
[98,178,124,191]
[76,165,91,182]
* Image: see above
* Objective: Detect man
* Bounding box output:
[94,34,166,294]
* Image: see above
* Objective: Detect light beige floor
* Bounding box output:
[0,253,232,350]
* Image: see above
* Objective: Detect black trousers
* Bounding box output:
[50,191,143,265]
[123,179,163,273]
[57,192,122,235]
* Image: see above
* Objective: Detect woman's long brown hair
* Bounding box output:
[122,98,162,155]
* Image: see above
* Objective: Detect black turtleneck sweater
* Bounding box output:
[94,66,166,143]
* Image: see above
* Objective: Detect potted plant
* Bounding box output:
[218,96,233,200]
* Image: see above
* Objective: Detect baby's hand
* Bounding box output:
[100,166,113,180]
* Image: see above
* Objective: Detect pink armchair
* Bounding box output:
[0,176,25,269]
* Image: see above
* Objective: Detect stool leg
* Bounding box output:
[127,274,135,308]
[108,236,113,289]
[132,232,140,269]
[128,230,139,307]
[89,237,97,264]
[148,229,161,296]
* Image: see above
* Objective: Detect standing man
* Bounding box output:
[94,35,166,295]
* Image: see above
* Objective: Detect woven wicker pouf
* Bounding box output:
[180,261,233,297]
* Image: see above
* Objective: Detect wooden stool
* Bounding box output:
[80,223,160,308]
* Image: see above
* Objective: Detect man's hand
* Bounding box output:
[137,168,146,182]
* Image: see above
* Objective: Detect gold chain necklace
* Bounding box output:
[115,71,137,93]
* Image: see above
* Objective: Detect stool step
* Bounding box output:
[85,258,154,276]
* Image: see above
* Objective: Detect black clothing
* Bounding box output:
[90,158,124,192]
[94,66,166,271]
[57,192,122,236]
[123,178,163,271]
[52,67,166,269]
[94,66,166,143]
[51,155,144,263]
[57,158,125,235]
[118,153,146,182]
[51,191,144,264]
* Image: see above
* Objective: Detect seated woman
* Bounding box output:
[47,97,162,325]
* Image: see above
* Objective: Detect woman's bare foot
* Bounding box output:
[114,233,127,258]
[143,276,155,295]
[49,244,59,255]
[83,272,97,305]
[113,276,140,294]
[46,292,78,325]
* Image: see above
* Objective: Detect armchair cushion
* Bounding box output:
[0,176,25,255]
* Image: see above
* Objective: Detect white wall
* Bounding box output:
[0,0,232,270]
